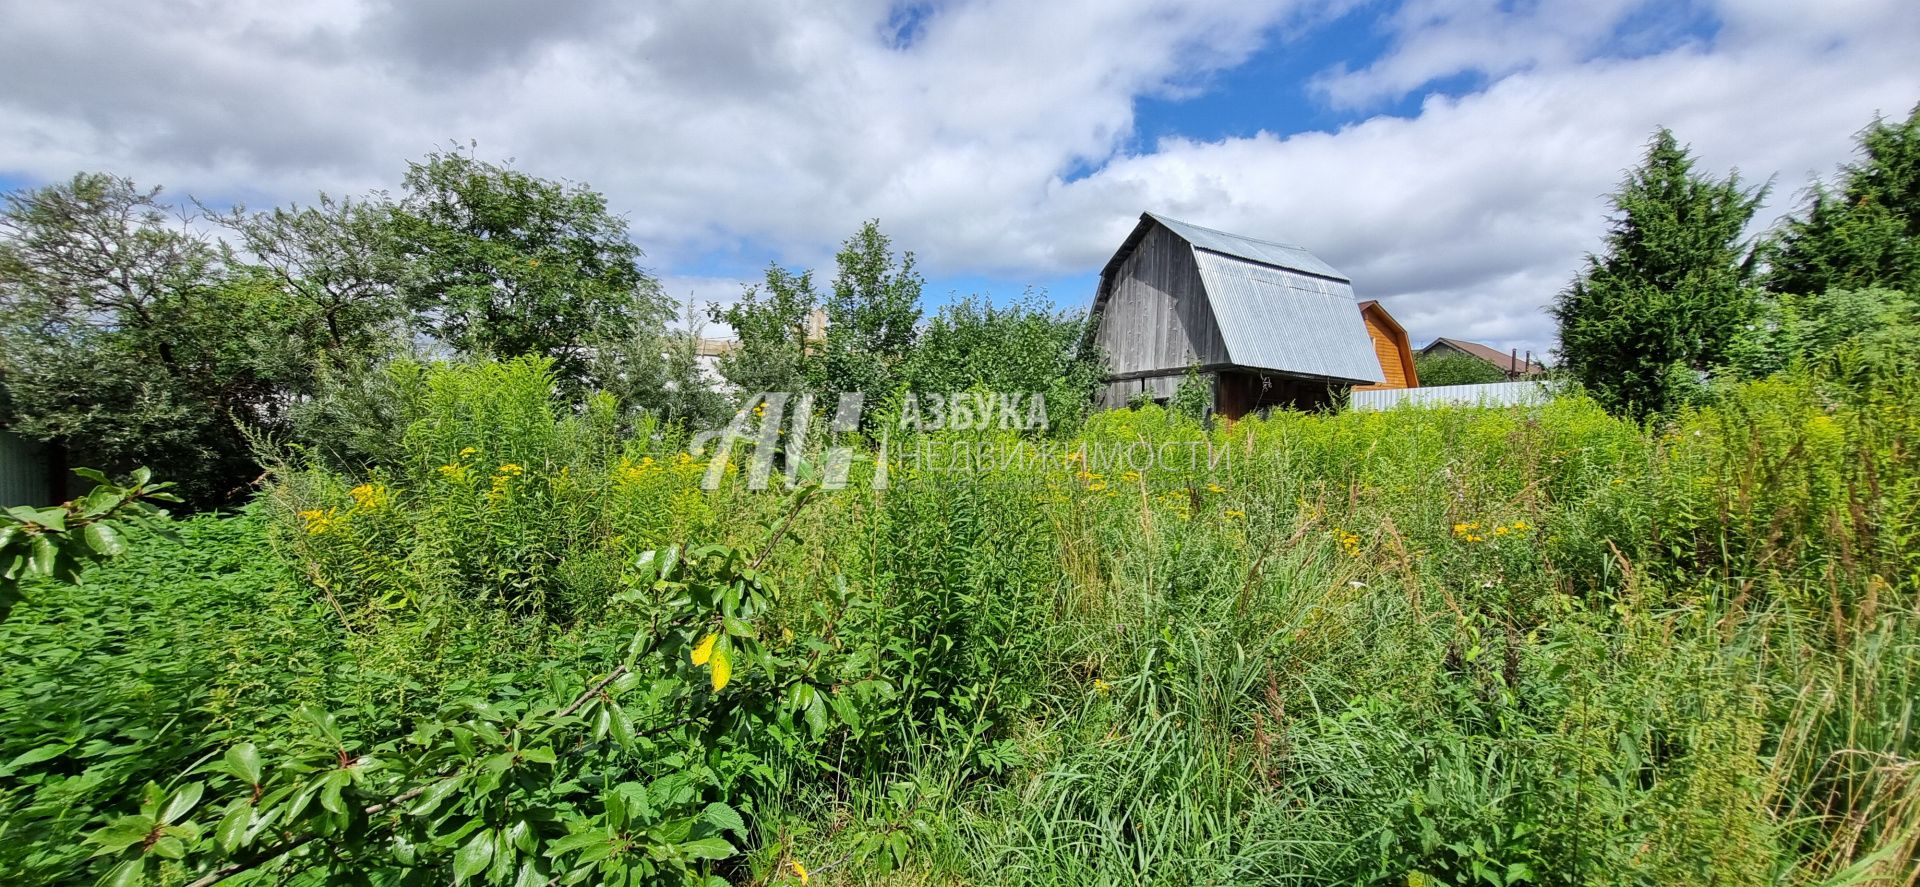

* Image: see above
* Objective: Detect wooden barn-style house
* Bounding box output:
[1089,213,1404,418]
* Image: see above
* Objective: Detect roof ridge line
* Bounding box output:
[1147,211,1311,251]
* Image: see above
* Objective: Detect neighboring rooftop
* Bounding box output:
[1420,337,1548,376]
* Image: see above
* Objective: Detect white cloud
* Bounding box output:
[1031,0,1920,354]
[1,0,1915,358]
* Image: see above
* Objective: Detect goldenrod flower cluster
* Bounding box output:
[348,483,391,511]
[297,508,340,536]
[1454,519,1530,543]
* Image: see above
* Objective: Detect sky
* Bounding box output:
[2,0,1916,358]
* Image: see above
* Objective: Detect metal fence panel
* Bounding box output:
[1349,381,1556,411]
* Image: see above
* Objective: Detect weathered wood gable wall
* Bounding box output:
[1093,223,1228,379]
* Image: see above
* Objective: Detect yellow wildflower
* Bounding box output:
[788,859,809,883]
[496,463,524,476]
[1206,483,1225,494]
[1224,509,1247,520]
[348,483,390,510]
[458,447,477,457]
[1093,678,1113,694]
[298,507,340,536]
[1088,482,1108,492]
[437,463,468,482]
[1494,526,1509,536]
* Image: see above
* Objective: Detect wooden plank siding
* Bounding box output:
[1092,224,1227,379]
[1353,301,1417,391]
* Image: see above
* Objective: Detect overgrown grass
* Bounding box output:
[3,357,1915,886]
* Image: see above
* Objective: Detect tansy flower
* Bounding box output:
[1206,483,1225,494]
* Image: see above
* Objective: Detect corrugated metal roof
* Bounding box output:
[1146,213,1348,281]
[1193,252,1386,384]
[1349,381,1556,411]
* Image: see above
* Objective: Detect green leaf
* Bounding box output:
[700,802,745,839]
[8,505,63,530]
[6,741,74,771]
[676,836,735,861]
[513,858,547,887]
[545,829,611,857]
[454,828,496,882]
[72,467,112,485]
[405,775,464,817]
[804,691,829,738]
[100,859,145,887]
[319,771,348,815]
[80,487,122,517]
[410,774,468,816]
[29,535,57,575]
[157,783,204,825]
[216,799,253,853]
[225,743,263,786]
[608,703,636,747]
[88,815,156,856]
[83,523,127,557]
